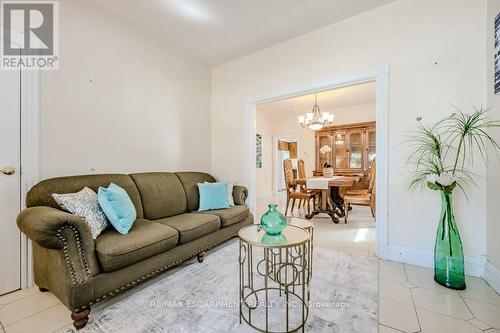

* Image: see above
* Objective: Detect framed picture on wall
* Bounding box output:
[256,134,262,168]
[495,12,500,94]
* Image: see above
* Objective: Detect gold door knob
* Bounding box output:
[0,167,16,175]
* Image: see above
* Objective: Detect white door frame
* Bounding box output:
[245,65,389,259]
[20,68,40,289]
[6,29,41,289]
[272,135,299,195]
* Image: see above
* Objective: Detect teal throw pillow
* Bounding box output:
[98,183,137,234]
[198,182,230,211]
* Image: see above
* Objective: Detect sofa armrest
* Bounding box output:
[232,185,248,206]
[17,207,93,249]
[17,206,100,279]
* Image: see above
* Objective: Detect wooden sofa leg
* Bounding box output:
[71,308,90,330]
[197,252,206,263]
[39,287,49,292]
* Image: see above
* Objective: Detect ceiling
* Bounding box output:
[257,81,376,116]
[95,0,395,66]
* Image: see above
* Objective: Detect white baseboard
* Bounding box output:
[484,261,500,293]
[385,245,486,278]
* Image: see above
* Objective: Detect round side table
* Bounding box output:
[238,225,311,333]
[289,218,313,285]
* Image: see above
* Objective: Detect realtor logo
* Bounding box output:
[1,1,59,70]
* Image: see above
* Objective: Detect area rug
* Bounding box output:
[57,239,377,333]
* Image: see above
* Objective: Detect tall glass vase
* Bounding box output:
[434,191,466,290]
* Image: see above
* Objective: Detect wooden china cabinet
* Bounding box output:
[314,121,376,177]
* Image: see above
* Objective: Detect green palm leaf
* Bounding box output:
[407,106,500,196]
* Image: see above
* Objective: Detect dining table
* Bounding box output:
[295,176,360,223]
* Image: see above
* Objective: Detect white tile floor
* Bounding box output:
[258,193,500,333]
[0,193,498,332]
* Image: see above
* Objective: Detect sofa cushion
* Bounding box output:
[175,172,216,212]
[130,173,187,220]
[199,206,250,227]
[95,219,178,272]
[155,213,221,244]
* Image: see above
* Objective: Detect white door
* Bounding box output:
[0,63,22,295]
[277,151,290,192]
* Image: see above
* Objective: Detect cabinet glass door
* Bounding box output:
[318,133,332,168]
[348,130,363,169]
[333,131,348,169]
[367,128,376,169]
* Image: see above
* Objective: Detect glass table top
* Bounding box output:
[238,224,309,247]
[289,217,313,230]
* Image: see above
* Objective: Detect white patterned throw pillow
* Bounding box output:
[52,187,110,239]
[227,182,235,206]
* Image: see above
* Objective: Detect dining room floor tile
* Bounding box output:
[411,287,473,320]
[416,307,481,333]
[0,288,39,306]
[379,260,405,271]
[405,264,460,296]
[379,279,414,305]
[464,297,500,329]
[459,277,500,306]
[3,304,71,333]
[378,324,406,332]
[379,265,408,283]
[379,297,420,333]
[0,291,60,326]
[467,318,492,330]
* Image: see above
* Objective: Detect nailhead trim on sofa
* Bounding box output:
[73,233,237,313]
[56,224,92,285]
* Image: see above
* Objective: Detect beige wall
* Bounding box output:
[486,0,500,274]
[256,103,375,198]
[40,0,211,179]
[212,0,487,260]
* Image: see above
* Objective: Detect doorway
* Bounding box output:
[0,33,40,294]
[247,66,389,258]
[274,136,299,194]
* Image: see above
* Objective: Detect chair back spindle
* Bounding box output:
[283,159,295,191]
[368,159,376,193]
[298,159,306,179]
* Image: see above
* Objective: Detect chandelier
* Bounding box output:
[298,93,334,130]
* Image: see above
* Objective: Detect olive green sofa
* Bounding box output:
[17,172,253,329]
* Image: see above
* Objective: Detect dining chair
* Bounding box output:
[343,159,376,223]
[296,159,320,209]
[283,159,317,216]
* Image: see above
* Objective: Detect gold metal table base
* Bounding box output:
[239,237,311,333]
